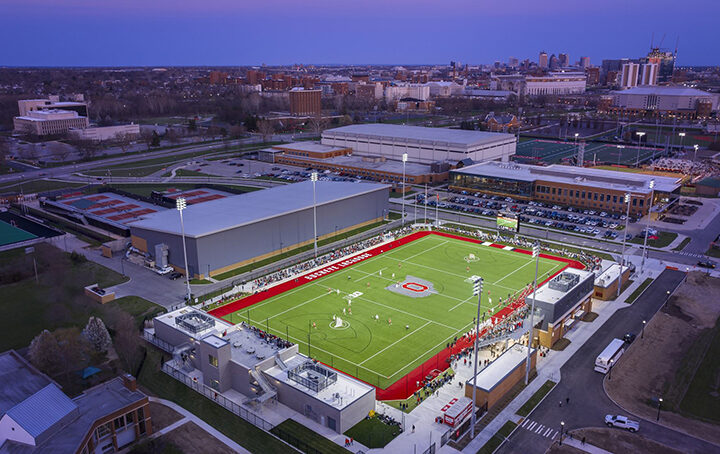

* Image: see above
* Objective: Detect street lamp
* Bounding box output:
[176,197,192,303]
[574,132,579,158]
[525,243,540,385]
[617,145,624,166]
[311,172,319,258]
[401,153,408,226]
[642,320,646,339]
[635,132,645,166]
[470,277,483,439]
[608,358,615,380]
[678,132,685,151]
[618,193,631,297]
[657,397,663,421]
[559,421,565,445]
[641,179,655,273]
[693,144,699,162]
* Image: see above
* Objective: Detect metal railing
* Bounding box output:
[143,330,175,353]
[161,362,275,431]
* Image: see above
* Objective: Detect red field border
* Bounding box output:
[209,230,585,400]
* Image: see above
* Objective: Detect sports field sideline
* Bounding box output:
[516,139,661,165]
[210,231,578,398]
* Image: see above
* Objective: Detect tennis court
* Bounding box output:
[516,139,662,166]
[0,220,37,246]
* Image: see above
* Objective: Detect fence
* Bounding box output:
[143,330,176,353]
[421,442,436,454]
[161,361,275,432]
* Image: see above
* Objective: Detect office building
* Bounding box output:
[17,95,88,117]
[68,124,140,142]
[449,161,681,216]
[13,110,89,136]
[559,53,570,67]
[620,62,640,89]
[602,86,720,119]
[289,88,322,116]
[580,57,591,69]
[640,63,659,86]
[539,51,548,68]
[523,72,587,95]
[643,47,676,83]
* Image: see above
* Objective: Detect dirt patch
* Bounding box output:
[158,421,236,454]
[581,312,599,323]
[604,272,720,445]
[570,427,684,454]
[148,402,183,431]
[551,338,571,351]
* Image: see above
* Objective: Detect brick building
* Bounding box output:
[289,88,322,116]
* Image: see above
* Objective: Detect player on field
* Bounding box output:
[388,318,392,325]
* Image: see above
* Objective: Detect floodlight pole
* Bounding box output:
[618,193,631,297]
[525,243,540,385]
[693,144,699,162]
[176,197,192,303]
[401,153,407,226]
[678,132,685,152]
[470,277,483,439]
[635,132,645,166]
[311,172,319,258]
[641,179,655,273]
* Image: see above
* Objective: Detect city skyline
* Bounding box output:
[1,0,718,67]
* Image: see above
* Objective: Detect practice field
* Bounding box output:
[0,220,37,246]
[515,139,661,166]
[210,232,572,397]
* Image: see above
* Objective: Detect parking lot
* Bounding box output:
[418,189,642,241]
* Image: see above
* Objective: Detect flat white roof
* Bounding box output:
[274,141,349,153]
[453,161,682,194]
[264,354,374,410]
[595,264,630,288]
[614,86,716,97]
[323,124,515,148]
[129,180,389,238]
[154,308,233,339]
[467,344,533,392]
[533,268,594,305]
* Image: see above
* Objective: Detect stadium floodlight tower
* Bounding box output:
[175,197,192,303]
[470,276,483,439]
[311,171,319,258]
[635,132,645,166]
[525,242,540,385]
[641,179,655,273]
[401,153,408,225]
[618,193,631,297]
[693,144,699,162]
[678,132,686,151]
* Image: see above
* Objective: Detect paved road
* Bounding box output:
[497,269,720,454]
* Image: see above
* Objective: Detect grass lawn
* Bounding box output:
[679,318,720,422]
[0,179,86,194]
[212,220,390,282]
[516,380,557,417]
[673,237,692,252]
[390,190,416,198]
[189,278,212,284]
[271,419,349,454]
[344,416,401,448]
[220,233,566,389]
[0,244,140,351]
[476,421,517,454]
[138,348,291,454]
[629,231,678,248]
[174,169,223,177]
[625,278,654,304]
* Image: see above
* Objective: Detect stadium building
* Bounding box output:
[320,124,516,165]
[449,161,682,216]
[129,181,389,278]
[599,86,719,119]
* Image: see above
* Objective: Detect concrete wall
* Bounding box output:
[198,339,233,392]
[465,350,537,411]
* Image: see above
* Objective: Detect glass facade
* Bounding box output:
[450,172,533,198]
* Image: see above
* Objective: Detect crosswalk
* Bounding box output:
[519,418,559,439]
[675,251,704,258]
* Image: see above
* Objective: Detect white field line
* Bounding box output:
[266,292,330,321]
[355,267,387,282]
[492,258,536,285]
[359,321,431,366]
[448,295,476,312]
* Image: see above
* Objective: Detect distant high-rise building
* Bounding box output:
[508,57,519,68]
[539,51,548,68]
[585,67,600,85]
[642,47,676,83]
[620,62,640,89]
[580,57,591,69]
[549,54,560,70]
[559,53,569,67]
[640,63,659,86]
[289,88,322,116]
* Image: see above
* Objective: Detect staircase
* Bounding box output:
[274,353,288,371]
[250,368,277,404]
[475,317,531,349]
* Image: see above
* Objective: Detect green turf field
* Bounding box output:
[0,221,37,246]
[221,234,564,389]
[515,139,661,166]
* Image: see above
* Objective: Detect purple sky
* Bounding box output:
[1,0,717,67]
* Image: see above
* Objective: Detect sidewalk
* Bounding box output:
[563,437,613,454]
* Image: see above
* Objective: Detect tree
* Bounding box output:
[0,137,9,164]
[228,124,246,139]
[83,316,112,352]
[113,312,142,373]
[29,329,62,375]
[140,129,155,150]
[257,120,275,142]
[309,114,328,135]
[114,132,132,153]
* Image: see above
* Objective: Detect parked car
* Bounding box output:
[605,415,639,432]
[697,261,716,269]
[623,333,636,343]
[169,272,183,280]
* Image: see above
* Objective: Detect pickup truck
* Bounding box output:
[605,415,639,432]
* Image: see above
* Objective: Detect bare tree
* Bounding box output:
[309,114,328,135]
[140,129,155,150]
[114,132,132,153]
[228,124,246,139]
[165,127,182,145]
[112,312,142,373]
[257,120,275,142]
[71,139,100,160]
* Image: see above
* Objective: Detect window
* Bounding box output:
[97,423,112,439]
[593,193,598,201]
[613,195,618,203]
[209,354,218,367]
[632,199,637,206]
[139,420,146,435]
[114,417,125,430]
[581,191,585,199]
[552,187,556,195]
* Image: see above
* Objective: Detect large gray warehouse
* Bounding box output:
[129,181,390,279]
[320,124,516,165]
